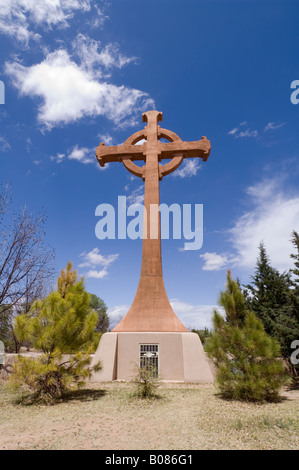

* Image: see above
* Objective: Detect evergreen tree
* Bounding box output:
[245,242,299,379]
[205,271,288,402]
[219,269,247,326]
[191,328,212,345]
[89,294,109,333]
[245,243,292,327]
[290,230,299,321]
[289,231,299,379]
[11,263,101,403]
[290,231,299,288]
[0,305,14,351]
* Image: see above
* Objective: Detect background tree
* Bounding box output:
[290,231,299,283]
[289,231,299,380]
[244,243,290,319]
[11,263,101,403]
[191,328,212,345]
[205,271,288,402]
[0,185,54,352]
[219,270,247,326]
[245,242,299,379]
[0,304,14,351]
[290,230,299,319]
[89,294,109,334]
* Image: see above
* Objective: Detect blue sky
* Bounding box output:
[1,0,299,329]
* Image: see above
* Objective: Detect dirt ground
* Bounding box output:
[0,381,298,450]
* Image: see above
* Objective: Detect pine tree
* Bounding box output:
[289,231,299,380]
[58,262,77,298]
[89,294,109,333]
[11,263,101,403]
[205,271,288,402]
[246,243,292,329]
[290,230,299,321]
[290,231,299,288]
[191,327,212,345]
[219,269,247,326]
[246,242,299,379]
[0,305,14,351]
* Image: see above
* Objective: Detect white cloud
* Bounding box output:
[170,299,224,330]
[229,178,299,271]
[50,145,110,166]
[79,248,119,269]
[228,121,258,138]
[73,34,136,79]
[50,153,65,163]
[68,145,94,164]
[264,121,286,132]
[98,133,113,146]
[229,128,258,138]
[200,252,229,271]
[79,248,118,281]
[0,0,95,44]
[108,304,128,320]
[174,159,202,178]
[5,47,154,129]
[237,129,258,138]
[26,137,32,153]
[127,185,144,205]
[107,304,128,330]
[85,268,108,279]
[135,138,146,145]
[0,136,11,152]
[229,121,286,139]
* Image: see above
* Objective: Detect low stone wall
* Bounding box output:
[0,353,97,381]
[1,351,216,383]
[0,353,43,380]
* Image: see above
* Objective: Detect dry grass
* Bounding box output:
[0,381,298,450]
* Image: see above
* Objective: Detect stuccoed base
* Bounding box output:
[90,332,214,383]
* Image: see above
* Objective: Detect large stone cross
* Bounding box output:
[96,110,211,332]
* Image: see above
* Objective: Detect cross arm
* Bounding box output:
[96,143,145,167]
[96,136,211,167]
[159,136,211,162]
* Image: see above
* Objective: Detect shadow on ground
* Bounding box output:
[214,392,288,404]
[62,388,107,402]
[11,388,107,406]
[286,380,299,391]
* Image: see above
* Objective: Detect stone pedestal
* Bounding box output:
[90,332,214,383]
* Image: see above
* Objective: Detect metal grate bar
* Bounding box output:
[139,344,159,377]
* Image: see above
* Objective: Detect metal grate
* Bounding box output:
[140,344,159,377]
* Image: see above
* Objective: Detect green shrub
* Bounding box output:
[10,263,101,403]
[205,271,289,402]
[133,364,160,399]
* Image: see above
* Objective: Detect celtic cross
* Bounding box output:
[96,110,211,332]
